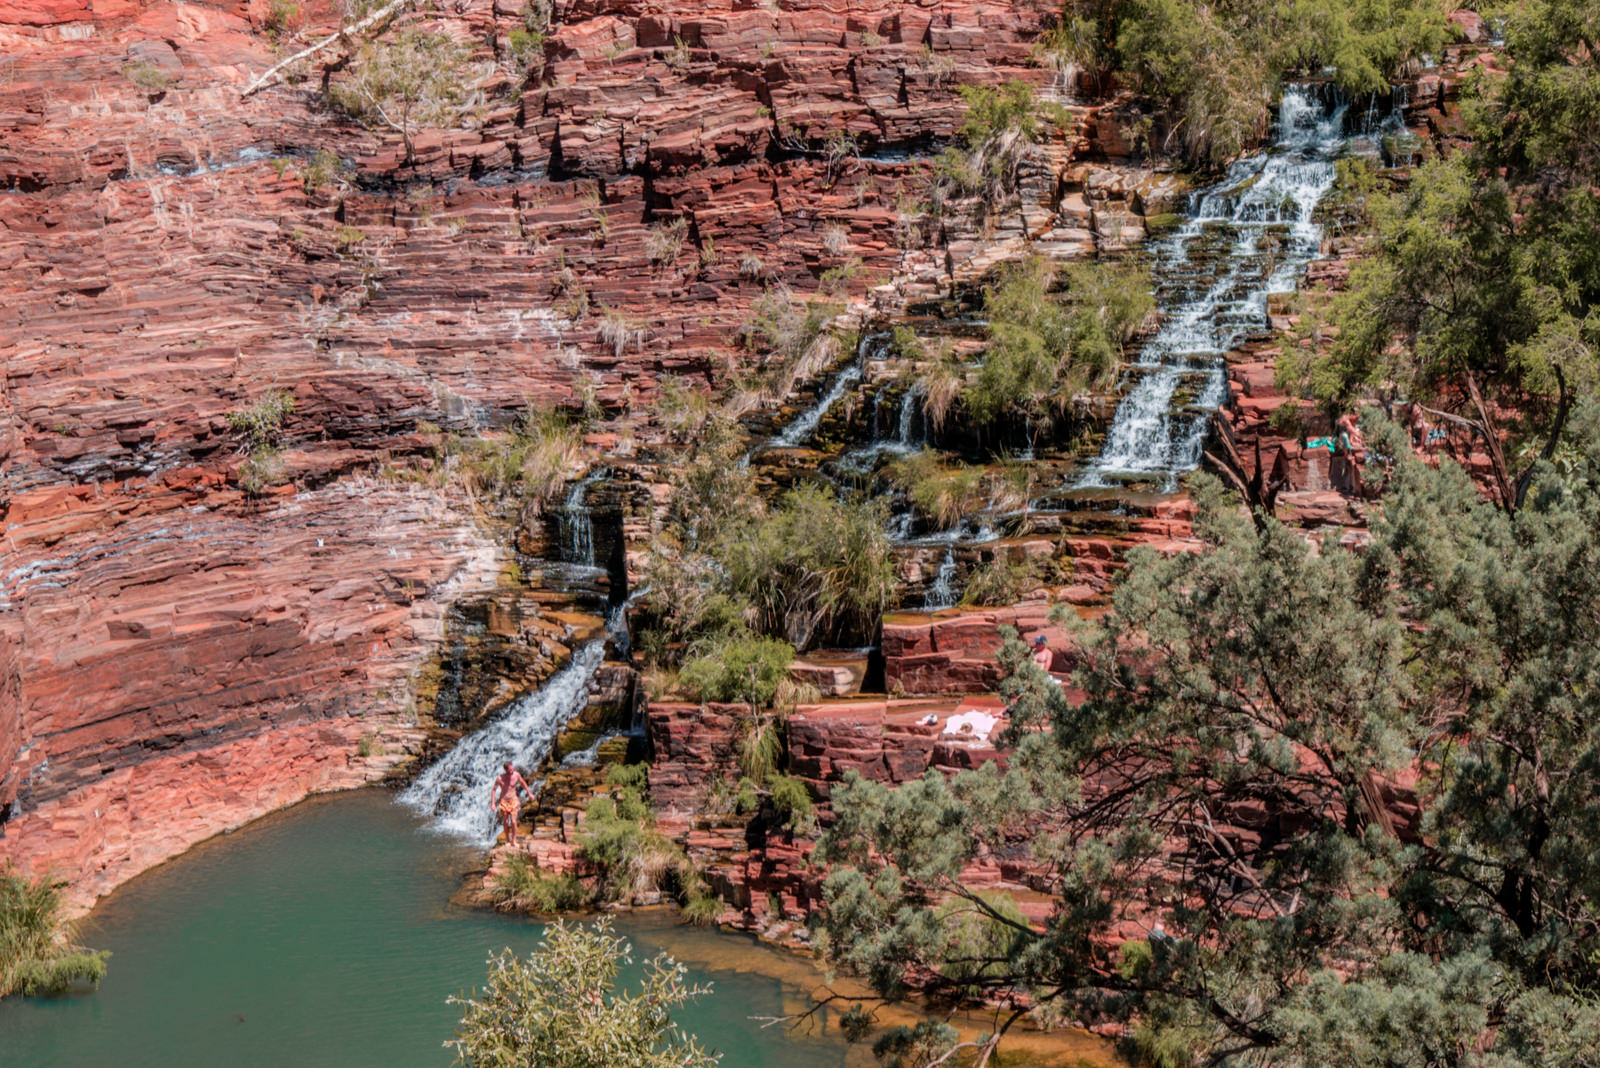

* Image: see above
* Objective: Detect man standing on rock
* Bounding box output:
[490,761,535,849]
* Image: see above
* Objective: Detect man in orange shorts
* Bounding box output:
[490,761,535,848]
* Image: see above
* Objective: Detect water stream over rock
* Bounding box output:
[1079,83,1350,489]
[399,638,608,843]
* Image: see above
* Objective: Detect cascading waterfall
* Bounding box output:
[924,547,959,609]
[399,630,610,843]
[896,387,924,450]
[557,472,603,567]
[769,362,864,449]
[1078,84,1353,489]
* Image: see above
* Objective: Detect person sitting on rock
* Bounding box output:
[490,761,535,849]
[1335,411,1366,459]
[1031,634,1054,673]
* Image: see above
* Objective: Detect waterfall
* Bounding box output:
[557,472,602,567]
[399,637,607,843]
[896,387,924,450]
[770,363,864,448]
[924,547,958,609]
[1078,84,1351,489]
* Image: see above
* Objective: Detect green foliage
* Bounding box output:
[447,918,718,1067]
[228,389,296,497]
[1,864,109,999]
[739,286,843,401]
[957,255,1152,426]
[1112,0,1452,165]
[577,772,703,907]
[958,553,1065,606]
[1313,155,1384,237]
[332,224,367,253]
[507,0,551,79]
[228,389,296,446]
[678,633,795,708]
[813,406,1600,1064]
[453,406,583,510]
[737,714,784,781]
[931,80,1053,224]
[265,0,303,36]
[714,484,896,650]
[886,450,985,530]
[1295,0,1600,509]
[301,148,349,194]
[489,853,592,914]
[326,27,478,165]
[766,773,814,833]
[653,376,713,441]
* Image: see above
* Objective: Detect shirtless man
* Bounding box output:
[490,761,535,848]
[1031,634,1054,673]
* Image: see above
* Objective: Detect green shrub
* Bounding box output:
[956,255,1152,426]
[453,405,582,509]
[325,28,477,166]
[886,450,986,530]
[679,632,795,708]
[715,484,896,649]
[1112,0,1452,166]
[604,763,649,791]
[578,783,701,906]
[228,388,296,445]
[767,773,814,833]
[508,28,546,75]
[959,554,1068,607]
[301,149,349,194]
[264,0,302,35]
[2,863,109,999]
[680,891,722,926]
[737,712,785,780]
[930,80,1057,223]
[490,852,593,913]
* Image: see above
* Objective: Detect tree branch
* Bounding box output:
[241,0,412,98]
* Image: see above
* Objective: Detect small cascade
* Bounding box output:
[559,729,628,769]
[896,387,924,450]
[557,472,603,567]
[400,616,618,842]
[923,547,959,609]
[769,362,864,449]
[1078,83,1355,490]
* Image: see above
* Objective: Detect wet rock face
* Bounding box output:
[0,0,1061,902]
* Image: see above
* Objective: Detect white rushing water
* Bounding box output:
[557,471,603,567]
[1079,84,1351,489]
[769,362,864,449]
[399,638,607,843]
[923,547,959,609]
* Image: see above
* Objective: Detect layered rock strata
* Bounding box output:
[0,0,1070,903]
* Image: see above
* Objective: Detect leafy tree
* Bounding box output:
[326,26,479,165]
[448,918,719,1068]
[1,863,109,998]
[1294,0,1600,511]
[1105,0,1452,165]
[813,406,1600,1066]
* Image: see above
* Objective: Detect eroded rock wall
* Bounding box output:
[0,0,1061,902]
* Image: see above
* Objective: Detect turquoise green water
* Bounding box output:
[0,790,852,1068]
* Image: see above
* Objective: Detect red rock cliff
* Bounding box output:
[0,0,1055,904]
